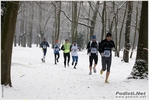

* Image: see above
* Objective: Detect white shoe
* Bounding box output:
[93,67,96,73]
[89,72,92,75]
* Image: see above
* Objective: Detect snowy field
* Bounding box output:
[1,45,148,100]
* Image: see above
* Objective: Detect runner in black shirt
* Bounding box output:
[99,33,115,83]
[87,35,100,75]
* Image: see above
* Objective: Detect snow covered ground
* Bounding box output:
[1,45,148,100]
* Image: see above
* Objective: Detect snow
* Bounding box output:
[1,45,148,100]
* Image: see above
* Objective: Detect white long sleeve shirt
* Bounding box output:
[71,44,78,56]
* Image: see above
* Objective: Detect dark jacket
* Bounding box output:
[40,41,49,49]
[99,39,115,54]
[87,41,100,54]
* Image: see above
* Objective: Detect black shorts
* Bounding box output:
[101,56,112,72]
[89,53,98,66]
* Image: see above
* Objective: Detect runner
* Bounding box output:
[71,40,79,69]
[99,33,115,83]
[61,39,71,68]
[87,35,100,75]
[40,38,49,62]
[54,40,60,64]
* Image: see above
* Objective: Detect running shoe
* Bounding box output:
[89,72,92,75]
[100,69,103,74]
[93,67,96,73]
[105,79,109,83]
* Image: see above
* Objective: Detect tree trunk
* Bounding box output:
[18,35,21,46]
[128,1,148,79]
[25,3,28,47]
[39,1,43,44]
[74,2,81,42]
[130,4,139,58]
[104,1,107,37]
[72,2,82,43]
[123,1,133,63]
[115,14,118,57]
[71,1,78,43]
[117,3,127,57]
[51,1,61,47]
[114,5,118,57]
[87,3,91,43]
[28,2,34,48]
[1,1,19,86]
[23,34,26,47]
[90,1,100,39]
[56,1,61,40]
[14,34,17,47]
[20,3,25,47]
[54,2,57,42]
[101,1,107,41]
[23,3,27,47]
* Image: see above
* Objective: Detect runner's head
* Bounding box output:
[73,40,77,45]
[65,39,69,43]
[106,33,112,41]
[43,38,46,41]
[55,40,58,43]
[92,35,96,41]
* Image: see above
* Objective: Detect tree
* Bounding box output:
[89,1,100,38]
[128,1,148,79]
[117,3,127,57]
[20,2,25,47]
[51,1,61,47]
[86,2,91,44]
[1,1,20,86]
[130,2,139,58]
[101,1,106,41]
[28,1,34,47]
[123,1,133,62]
[71,1,78,43]
[56,1,61,41]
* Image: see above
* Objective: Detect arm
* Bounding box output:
[47,42,50,47]
[98,42,101,53]
[113,41,115,48]
[86,42,90,49]
[40,42,43,48]
[58,44,61,51]
[61,45,64,50]
[87,42,91,54]
[112,41,116,51]
[70,45,72,51]
[99,41,104,53]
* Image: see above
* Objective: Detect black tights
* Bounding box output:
[63,53,70,66]
[89,54,98,66]
[54,53,60,63]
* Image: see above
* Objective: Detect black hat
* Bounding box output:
[74,40,77,42]
[106,33,112,37]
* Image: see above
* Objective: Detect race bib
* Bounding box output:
[55,48,59,51]
[73,48,77,52]
[104,50,111,57]
[91,48,97,53]
[43,45,47,49]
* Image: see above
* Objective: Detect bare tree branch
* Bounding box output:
[52,2,93,28]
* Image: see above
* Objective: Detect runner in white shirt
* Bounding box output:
[71,40,79,69]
